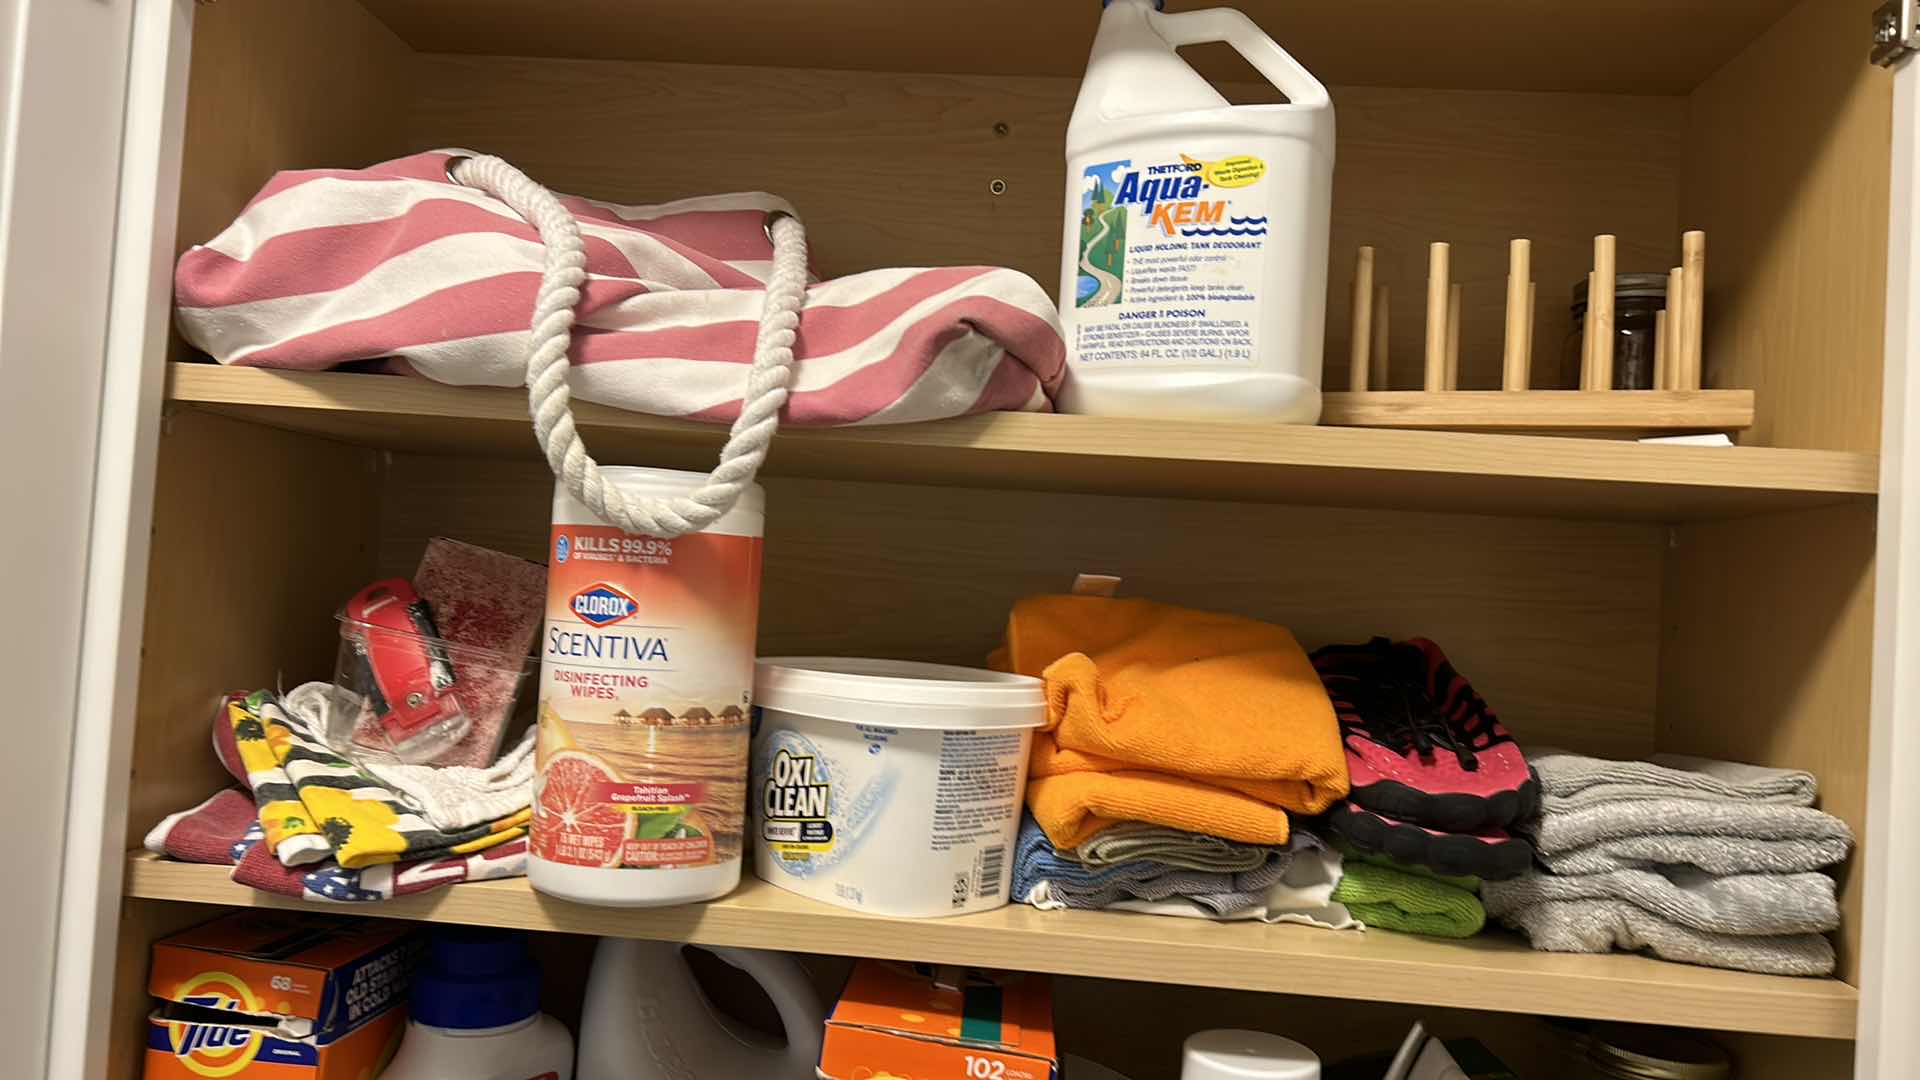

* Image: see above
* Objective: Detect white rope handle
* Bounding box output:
[448,154,807,537]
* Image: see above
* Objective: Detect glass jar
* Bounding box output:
[1560,272,1670,390]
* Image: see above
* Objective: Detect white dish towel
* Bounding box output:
[285,681,535,832]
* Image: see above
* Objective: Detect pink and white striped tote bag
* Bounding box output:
[174,150,1066,427]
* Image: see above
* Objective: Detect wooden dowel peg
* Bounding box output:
[1445,283,1462,390]
[1681,230,1706,390]
[1524,281,1536,382]
[1348,247,1375,391]
[1667,266,1685,390]
[1590,234,1618,391]
[1502,239,1532,391]
[1371,284,1391,388]
[1581,271,1597,389]
[1654,309,1670,391]
[1425,242,1450,392]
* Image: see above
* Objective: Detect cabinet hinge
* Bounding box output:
[1874,0,1920,67]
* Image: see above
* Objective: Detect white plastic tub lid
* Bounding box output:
[754,657,1046,731]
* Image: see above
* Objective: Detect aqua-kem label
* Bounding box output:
[1073,152,1270,366]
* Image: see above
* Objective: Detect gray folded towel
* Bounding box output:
[1524,797,1853,859]
[1539,834,1851,876]
[1482,866,1838,936]
[1531,748,1817,808]
[1074,822,1271,873]
[1494,899,1835,976]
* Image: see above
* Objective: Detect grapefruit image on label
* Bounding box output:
[532,750,630,869]
[530,466,765,908]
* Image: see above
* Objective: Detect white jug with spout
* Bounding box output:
[1059,0,1334,421]
[576,937,826,1080]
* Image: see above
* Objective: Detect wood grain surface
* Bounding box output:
[123,856,1859,1039]
[358,0,1795,95]
[1660,504,1877,987]
[379,456,1663,758]
[176,0,413,259]
[127,410,381,848]
[1321,389,1753,435]
[166,365,1879,522]
[402,57,1683,396]
[1684,0,1893,452]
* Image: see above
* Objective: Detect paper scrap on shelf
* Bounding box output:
[1638,433,1734,447]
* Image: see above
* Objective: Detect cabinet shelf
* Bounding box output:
[168,364,1875,522]
[124,854,1857,1039]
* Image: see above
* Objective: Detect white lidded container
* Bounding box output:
[530,466,766,908]
[752,658,1046,917]
[1182,1030,1320,1080]
[1059,0,1334,421]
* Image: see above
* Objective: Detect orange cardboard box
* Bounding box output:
[144,911,417,1079]
[820,961,1057,1080]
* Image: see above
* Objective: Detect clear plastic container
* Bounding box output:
[331,612,536,766]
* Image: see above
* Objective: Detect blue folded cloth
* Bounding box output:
[1012,812,1310,914]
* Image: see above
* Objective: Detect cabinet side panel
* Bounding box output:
[1659,505,1875,985]
[174,0,414,261]
[126,411,382,846]
[1685,0,1892,451]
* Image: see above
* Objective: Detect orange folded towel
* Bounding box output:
[1024,735,1296,847]
[995,595,1349,848]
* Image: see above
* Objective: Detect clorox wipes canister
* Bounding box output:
[1059,0,1334,421]
[529,466,765,908]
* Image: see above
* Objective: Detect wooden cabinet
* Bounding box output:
[22,1,1920,1077]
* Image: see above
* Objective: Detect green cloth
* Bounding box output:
[1334,837,1480,893]
[1332,860,1486,939]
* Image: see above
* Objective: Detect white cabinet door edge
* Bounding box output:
[1861,43,1920,1080]
[43,2,195,1079]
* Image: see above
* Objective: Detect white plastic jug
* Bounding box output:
[1058,0,1334,421]
[380,928,575,1080]
[575,937,826,1080]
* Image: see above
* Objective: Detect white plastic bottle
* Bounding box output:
[381,928,575,1080]
[576,937,825,1080]
[1058,0,1334,421]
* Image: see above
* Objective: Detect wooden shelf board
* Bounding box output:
[357,0,1794,95]
[166,365,1875,523]
[124,854,1857,1039]
[1322,389,1755,437]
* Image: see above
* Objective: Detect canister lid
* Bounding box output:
[754,658,1046,730]
[1586,1024,1731,1080]
[1572,272,1670,311]
[1181,1030,1320,1080]
[555,464,765,536]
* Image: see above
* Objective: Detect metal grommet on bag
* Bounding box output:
[762,209,795,244]
[443,155,471,183]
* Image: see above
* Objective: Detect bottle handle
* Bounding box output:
[709,946,828,1067]
[1150,7,1331,108]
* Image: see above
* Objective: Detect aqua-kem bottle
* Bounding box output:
[1058,0,1334,421]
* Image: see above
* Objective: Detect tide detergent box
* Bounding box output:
[144,911,417,1079]
[819,960,1057,1080]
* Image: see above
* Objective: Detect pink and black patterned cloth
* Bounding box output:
[174,150,1066,426]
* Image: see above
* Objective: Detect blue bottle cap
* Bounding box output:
[409,928,542,1030]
